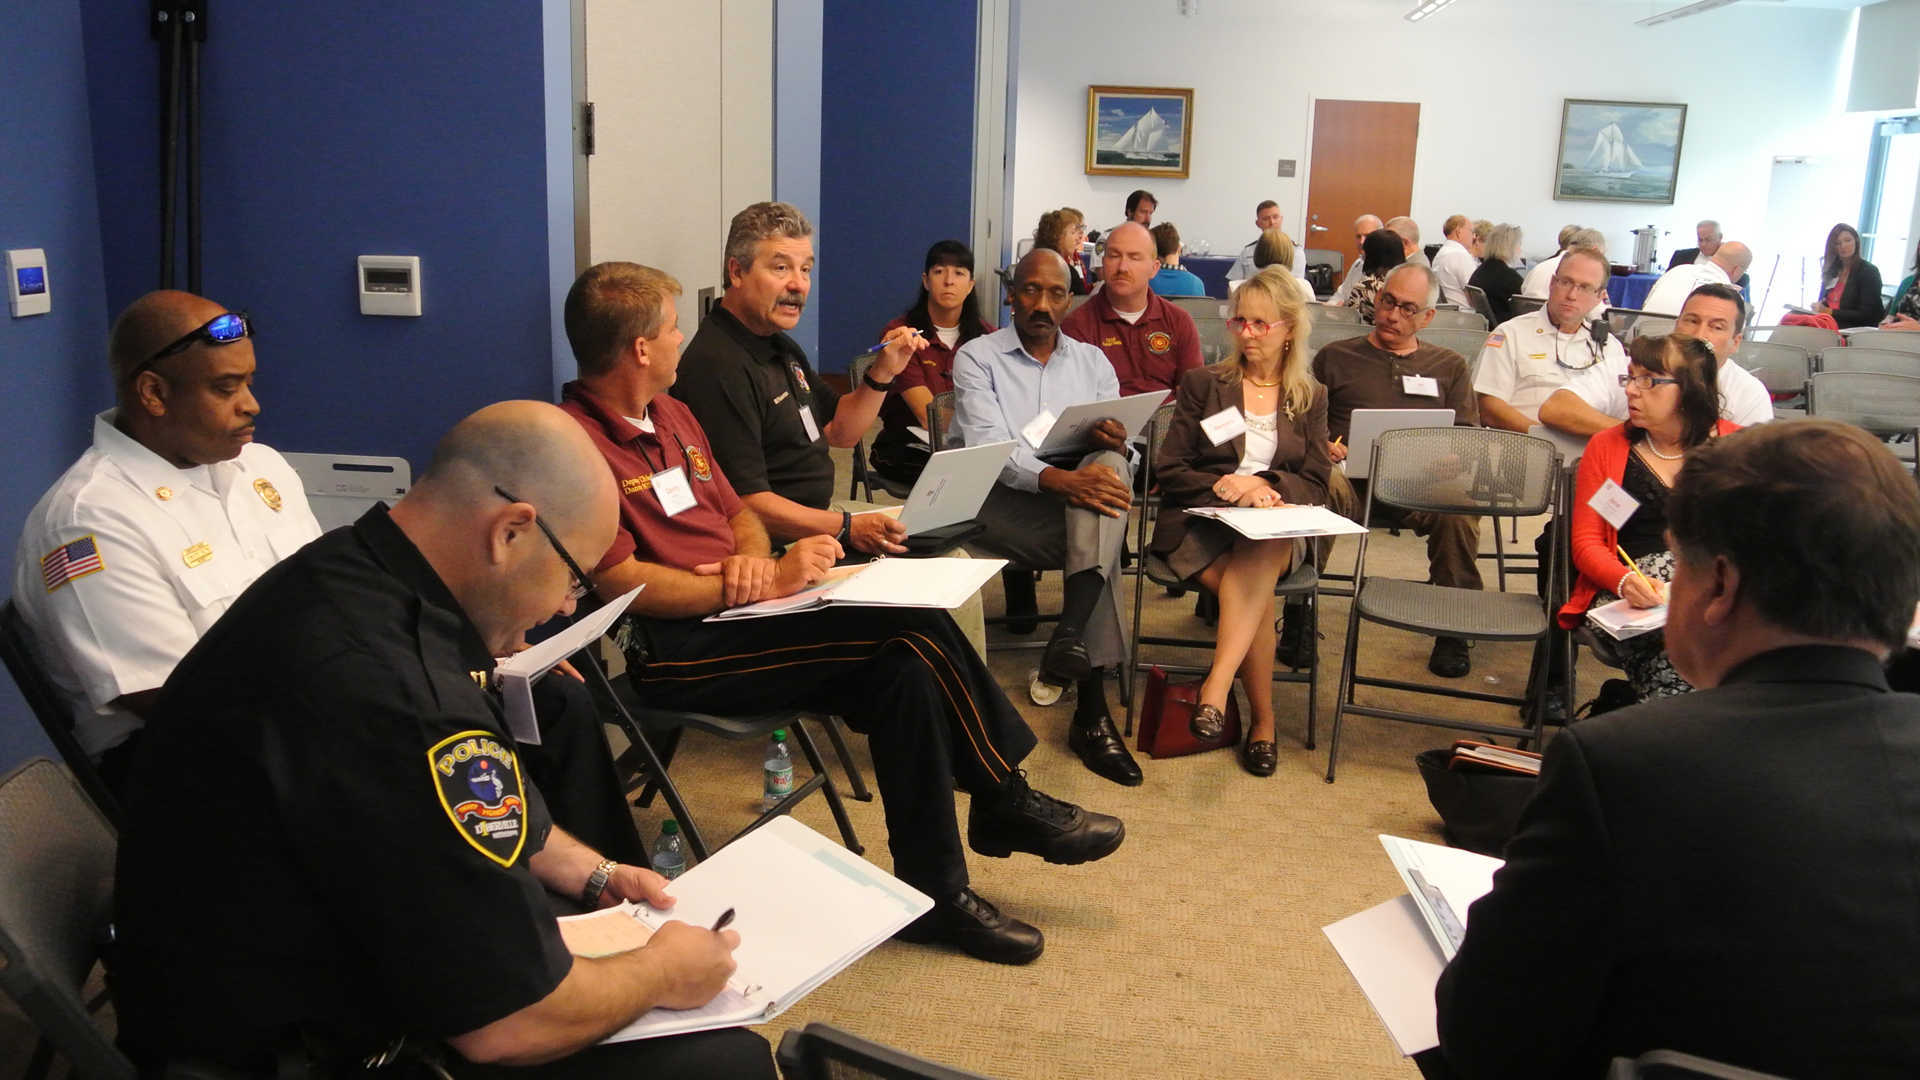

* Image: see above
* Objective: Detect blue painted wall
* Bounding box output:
[775,0,825,361]
[79,0,556,470]
[817,0,977,372]
[0,0,111,767]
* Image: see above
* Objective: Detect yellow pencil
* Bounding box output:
[1615,545,1659,595]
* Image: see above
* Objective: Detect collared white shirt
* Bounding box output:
[1520,253,1565,299]
[1472,309,1628,425]
[1640,261,1732,316]
[13,411,322,755]
[1432,238,1481,309]
[1561,351,1774,428]
[950,326,1120,492]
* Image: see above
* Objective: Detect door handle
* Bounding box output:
[1308,224,1328,233]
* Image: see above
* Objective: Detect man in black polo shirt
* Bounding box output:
[673,201,919,556]
[114,402,773,1077]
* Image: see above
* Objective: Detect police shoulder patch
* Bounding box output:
[428,730,526,868]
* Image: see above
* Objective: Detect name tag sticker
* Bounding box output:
[1200,406,1247,445]
[1587,478,1641,530]
[1402,374,1440,398]
[1021,409,1058,448]
[798,404,822,443]
[652,467,697,517]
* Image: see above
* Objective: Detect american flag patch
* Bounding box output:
[42,536,104,592]
[1485,332,1505,348]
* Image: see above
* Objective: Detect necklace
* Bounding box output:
[1245,374,1280,387]
[1642,439,1685,461]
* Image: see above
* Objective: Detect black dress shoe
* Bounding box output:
[1040,630,1092,686]
[1002,569,1038,635]
[969,769,1127,861]
[1240,738,1278,777]
[1275,603,1314,669]
[1066,712,1144,786]
[1428,636,1472,678]
[895,887,1044,965]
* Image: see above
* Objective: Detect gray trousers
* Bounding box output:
[966,450,1132,669]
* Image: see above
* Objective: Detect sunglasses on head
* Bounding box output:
[133,312,252,378]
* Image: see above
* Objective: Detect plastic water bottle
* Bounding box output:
[763,729,795,811]
[650,819,686,880]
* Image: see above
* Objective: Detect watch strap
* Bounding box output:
[862,369,894,392]
[581,858,618,906]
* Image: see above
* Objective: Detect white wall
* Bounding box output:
[1012,0,1870,296]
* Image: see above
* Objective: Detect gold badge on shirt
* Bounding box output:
[253,477,283,512]
[182,542,213,568]
[686,445,713,482]
[154,486,174,501]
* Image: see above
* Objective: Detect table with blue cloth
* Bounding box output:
[1184,255,1238,299]
[1607,272,1659,310]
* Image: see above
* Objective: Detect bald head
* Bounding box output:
[1711,241,1752,281]
[1355,214,1383,234]
[1013,246,1069,288]
[1385,216,1421,252]
[413,401,614,539]
[110,290,230,396]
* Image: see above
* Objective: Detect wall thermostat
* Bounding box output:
[357,254,422,317]
[7,248,50,318]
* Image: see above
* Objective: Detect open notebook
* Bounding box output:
[705,555,1005,621]
[558,816,931,1041]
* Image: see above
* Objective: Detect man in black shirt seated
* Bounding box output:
[1427,419,1920,1079]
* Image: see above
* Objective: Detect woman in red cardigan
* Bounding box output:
[1560,335,1739,702]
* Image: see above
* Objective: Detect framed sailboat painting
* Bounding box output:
[1553,99,1687,204]
[1087,86,1194,178]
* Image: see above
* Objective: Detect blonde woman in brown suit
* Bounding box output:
[1150,268,1331,775]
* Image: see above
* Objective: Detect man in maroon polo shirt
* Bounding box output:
[1062,222,1204,396]
[557,261,1127,966]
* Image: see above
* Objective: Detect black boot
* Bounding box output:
[1275,602,1314,669]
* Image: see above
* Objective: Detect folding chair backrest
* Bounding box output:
[777,1022,997,1080]
[1367,426,1559,518]
[1309,302,1362,324]
[1733,341,1811,396]
[0,603,120,823]
[0,758,131,1080]
[1306,322,1369,357]
[1604,306,1652,339]
[1629,315,1676,341]
[280,452,411,533]
[926,391,956,451]
[1462,283,1498,328]
[1427,308,1487,332]
[1509,295,1546,317]
[1418,327,1496,370]
[1192,313,1234,354]
[1817,346,1920,377]
[1840,329,1920,355]
[1066,294,1091,315]
[1753,324,1843,352]
[1142,400,1179,479]
[1807,372,1920,436]
[1168,296,1224,319]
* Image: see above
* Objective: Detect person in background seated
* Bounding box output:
[1475,245,1624,432]
[1252,227,1318,299]
[1430,214,1481,309]
[1062,222,1204,394]
[564,261,1125,964]
[1341,229,1408,324]
[1431,418,1920,1079]
[1639,241,1751,316]
[1329,213,1385,305]
[1115,188,1157,234]
[1150,269,1329,777]
[1227,199,1285,283]
[1520,225,1601,299]
[1814,223,1884,328]
[1468,223,1524,323]
[1881,238,1920,329]
[871,240,995,487]
[114,401,774,1077]
[1149,223,1208,296]
[1560,335,1738,702]
[1035,208,1090,296]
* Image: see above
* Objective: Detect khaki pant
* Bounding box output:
[1321,467,1484,590]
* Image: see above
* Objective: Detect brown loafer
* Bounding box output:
[1240,738,1278,777]
[1189,703,1227,740]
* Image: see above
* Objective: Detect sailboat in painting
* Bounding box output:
[1583,122,1645,179]
[1111,107,1169,154]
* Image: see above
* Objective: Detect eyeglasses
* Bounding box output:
[1549,275,1604,299]
[1226,317,1282,336]
[494,486,599,605]
[1375,295,1427,319]
[133,311,252,378]
[1618,374,1679,390]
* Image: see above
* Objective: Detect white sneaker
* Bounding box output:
[1027,668,1066,707]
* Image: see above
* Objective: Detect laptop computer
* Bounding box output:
[1343,408,1455,480]
[873,440,1017,555]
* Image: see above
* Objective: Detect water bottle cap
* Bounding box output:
[772,729,787,742]
[661,819,678,834]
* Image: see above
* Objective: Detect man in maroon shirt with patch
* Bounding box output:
[1062,222,1205,396]
[557,261,1127,966]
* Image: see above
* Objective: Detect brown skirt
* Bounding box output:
[1153,516,1303,583]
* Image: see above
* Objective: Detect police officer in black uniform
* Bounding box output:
[113,402,774,1077]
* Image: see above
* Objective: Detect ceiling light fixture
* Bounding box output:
[1636,0,1784,29]
[1404,0,1456,21]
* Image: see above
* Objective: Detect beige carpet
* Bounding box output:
[0,446,1603,1080]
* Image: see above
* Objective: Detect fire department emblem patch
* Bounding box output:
[1146,331,1173,354]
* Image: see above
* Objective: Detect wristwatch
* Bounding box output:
[581,858,618,906]
[862,369,894,392]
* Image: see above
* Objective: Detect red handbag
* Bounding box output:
[1136,665,1241,758]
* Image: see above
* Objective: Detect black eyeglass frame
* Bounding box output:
[132,311,253,379]
[494,486,601,606]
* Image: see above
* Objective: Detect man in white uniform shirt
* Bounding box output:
[1430,214,1481,309]
[1538,283,1772,437]
[1227,199,1285,283]
[1474,246,1626,432]
[1329,213,1385,305]
[1639,241,1752,316]
[13,291,320,793]
[1520,226,1604,299]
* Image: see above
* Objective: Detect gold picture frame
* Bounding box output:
[1086,85,1193,179]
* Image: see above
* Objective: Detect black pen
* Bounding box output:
[711,907,735,932]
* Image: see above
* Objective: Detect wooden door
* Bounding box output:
[1304,99,1420,268]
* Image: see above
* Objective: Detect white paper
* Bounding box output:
[1324,897,1445,1056]
[495,585,644,680]
[1021,409,1058,448]
[1379,835,1503,963]
[1199,406,1248,445]
[1402,374,1440,398]
[499,672,541,744]
[651,467,696,517]
[799,405,822,443]
[1589,597,1667,640]
[1587,478,1641,530]
[906,425,931,445]
[1184,504,1368,539]
[706,557,1006,621]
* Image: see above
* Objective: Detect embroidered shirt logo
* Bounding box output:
[1146,331,1173,354]
[429,731,526,867]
